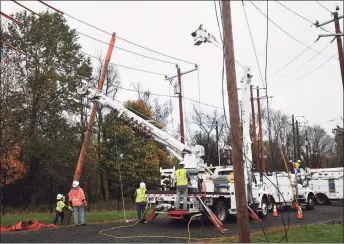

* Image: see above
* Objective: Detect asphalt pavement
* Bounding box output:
[1,205,343,243]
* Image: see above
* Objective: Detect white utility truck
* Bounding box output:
[309,167,343,205]
[77,67,270,228]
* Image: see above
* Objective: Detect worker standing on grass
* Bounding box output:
[173,162,191,210]
[134,182,147,223]
[69,181,87,226]
[53,194,65,224]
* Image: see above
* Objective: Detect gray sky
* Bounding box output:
[2,1,343,141]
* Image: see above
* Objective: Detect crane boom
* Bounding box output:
[77,82,206,170]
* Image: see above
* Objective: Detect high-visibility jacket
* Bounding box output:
[69,187,85,207]
[135,188,146,203]
[56,200,65,212]
[174,168,188,186]
[229,172,234,183]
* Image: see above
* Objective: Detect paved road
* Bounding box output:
[1,205,343,243]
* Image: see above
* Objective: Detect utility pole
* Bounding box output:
[73,33,116,181]
[250,85,258,170]
[257,87,265,173]
[315,6,344,89]
[305,130,309,167]
[296,120,301,160]
[166,65,198,144]
[215,120,220,166]
[221,1,251,242]
[292,115,296,161]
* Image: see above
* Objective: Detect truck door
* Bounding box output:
[328,179,336,199]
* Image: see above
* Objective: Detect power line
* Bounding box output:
[80,50,167,76]
[316,1,333,14]
[274,52,338,88]
[214,0,223,44]
[39,4,197,66]
[274,0,330,33]
[76,31,177,65]
[249,1,338,60]
[242,1,265,88]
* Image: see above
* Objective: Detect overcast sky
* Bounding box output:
[2,1,343,142]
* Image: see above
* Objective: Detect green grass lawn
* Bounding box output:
[220,224,344,243]
[0,211,139,227]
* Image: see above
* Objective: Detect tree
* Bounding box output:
[1,10,93,205]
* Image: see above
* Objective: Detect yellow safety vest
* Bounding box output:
[175,169,188,186]
[56,200,65,212]
[136,188,146,203]
[229,172,234,183]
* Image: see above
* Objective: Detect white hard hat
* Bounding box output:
[289,160,293,163]
[72,180,79,187]
[297,160,301,163]
[140,182,146,189]
[179,161,185,165]
[56,194,63,200]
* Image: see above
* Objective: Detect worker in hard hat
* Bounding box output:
[68,181,87,226]
[134,182,147,223]
[229,172,234,184]
[53,194,65,224]
[173,162,191,210]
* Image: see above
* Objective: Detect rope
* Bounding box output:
[113,115,128,222]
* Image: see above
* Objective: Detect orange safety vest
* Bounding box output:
[69,187,85,207]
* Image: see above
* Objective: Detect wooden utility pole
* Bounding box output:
[221,1,251,242]
[305,130,309,167]
[215,120,220,166]
[333,11,344,89]
[296,120,301,160]
[176,65,185,144]
[257,87,265,173]
[292,115,296,161]
[73,33,116,181]
[250,85,258,170]
[315,7,344,89]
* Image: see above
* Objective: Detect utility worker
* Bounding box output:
[174,162,191,211]
[229,172,234,184]
[53,194,65,224]
[134,182,147,223]
[69,181,87,226]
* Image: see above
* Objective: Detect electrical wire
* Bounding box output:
[242,1,266,88]
[274,0,330,33]
[316,1,333,15]
[38,3,197,66]
[272,39,334,84]
[80,50,166,76]
[76,31,177,65]
[249,1,338,60]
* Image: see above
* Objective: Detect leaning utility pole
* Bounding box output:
[73,33,116,181]
[250,85,259,170]
[257,87,265,173]
[296,120,301,160]
[315,6,344,89]
[221,1,251,242]
[292,115,296,161]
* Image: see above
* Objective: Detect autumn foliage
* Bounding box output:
[0,146,26,186]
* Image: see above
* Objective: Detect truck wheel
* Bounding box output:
[215,200,228,223]
[267,197,275,213]
[258,198,268,219]
[306,195,315,210]
[316,194,329,205]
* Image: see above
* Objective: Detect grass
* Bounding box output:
[216,224,344,243]
[0,210,139,227]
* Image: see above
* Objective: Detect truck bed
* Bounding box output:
[147,190,231,196]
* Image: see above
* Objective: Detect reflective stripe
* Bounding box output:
[136,188,146,203]
[175,169,188,186]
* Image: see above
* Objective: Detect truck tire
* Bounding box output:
[258,198,268,219]
[267,197,275,213]
[306,194,315,210]
[316,194,329,205]
[214,200,228,223]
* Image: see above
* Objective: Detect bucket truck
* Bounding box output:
[77,66,269,230]
[309,167,343,205]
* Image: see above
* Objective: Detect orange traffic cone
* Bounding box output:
[297,206,303,219]
[272,204,278,217]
